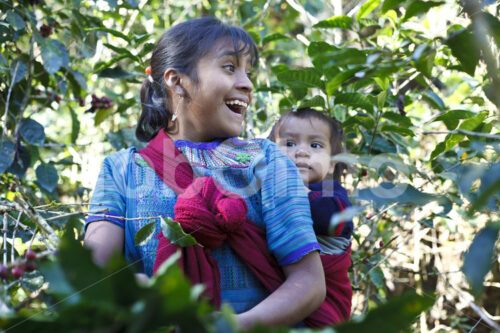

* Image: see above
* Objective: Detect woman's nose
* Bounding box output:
[235,71,253,93]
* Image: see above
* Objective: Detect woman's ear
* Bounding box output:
[164,68,186,97]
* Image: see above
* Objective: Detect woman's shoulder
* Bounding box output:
[102,147,137,170]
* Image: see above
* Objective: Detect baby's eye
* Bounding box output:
[223,64,235,72]
[246,71,252,79]
[286,141,295,147]
[311,142,323,149]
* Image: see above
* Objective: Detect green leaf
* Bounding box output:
[10,60,28,84]
[7,145,30,178]
[459,111,488,131]
[38,260,76,296]
[429,141,445,160]
[462,225,499,298]
[85,27,131,43]
[94,54,128,73]
[381,124,414,136]
[297,95,325,109]
[326,67,364,94]
[6,10,26,31]
[160,217,197,247]
[382,0,406,13]
[20,118,46,146]
[469,162,500,213]
[98,66,133,79]
[369,267,385,289]
[313,16,353,29]
[94,107,113,126]
[41,39,70,74]
[0,285,14,317]
[422,90,445,110]
[69,107,80,144]
[138,42,155,58]
[335,291,435,333]
[382,112,413,127]
[481,12,500,47]
[135,222,157,247]
[36,163,59,192]
[433,109,475,123]
[308,41,339,58]
[357,0,381,21]
[334,92,374,113]
[323,48,367,67]
[343,115,375,129]
[446,28,480,76]
[262,33,289,44]
[0,140,16,174]
[355,182,452,214]
[125,0,138,8]
[402,0,444,22]
[103,43,140,62]
[276,68,323,89]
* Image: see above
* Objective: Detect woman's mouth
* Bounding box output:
[225,99,248,115]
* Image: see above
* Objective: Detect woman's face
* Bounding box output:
[175,39,254,142]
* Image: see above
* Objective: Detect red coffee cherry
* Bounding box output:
[379,240,385,247]
[78,97,85,107]
[0,265,8,279]
[40,24,52,38]
[25,250,37,261]
[25,261,37,272]
[361,169,368,177]
[11,265,24,279]
[54,95,61,103]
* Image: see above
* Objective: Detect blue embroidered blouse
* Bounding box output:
[85,137,320,313]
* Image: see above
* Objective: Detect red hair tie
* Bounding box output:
[145,66,151,74]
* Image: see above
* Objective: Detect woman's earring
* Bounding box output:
[171,96,183,122]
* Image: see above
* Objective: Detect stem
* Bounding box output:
[2,62,19,138]
[2,213,7,266]
[421,130,500,140]
[13,197,58,250]
[367,106,381,154]
[10,212,22,263]
[19,33,35,118]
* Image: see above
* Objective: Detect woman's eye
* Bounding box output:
[224,64,235,72]
[311,142,323,149]
[286,141,295,147]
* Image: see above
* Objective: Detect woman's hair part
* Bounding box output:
[268,108,347,181]
[136,17,259,142]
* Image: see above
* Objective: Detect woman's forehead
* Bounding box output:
[209,38,253,61]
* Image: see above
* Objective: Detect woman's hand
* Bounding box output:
[84,221,124,267]
[236,251,325,330]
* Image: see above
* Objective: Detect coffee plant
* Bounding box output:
[0,0,498,331]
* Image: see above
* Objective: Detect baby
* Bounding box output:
[269,107,353,324]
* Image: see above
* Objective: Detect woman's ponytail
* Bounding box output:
[136,78,170,142]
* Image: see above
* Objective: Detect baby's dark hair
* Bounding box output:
[136,17,259,142]
[269,108,347,181]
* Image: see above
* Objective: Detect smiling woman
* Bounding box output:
[83,17,326,330]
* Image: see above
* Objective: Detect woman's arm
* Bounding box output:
[236,251,326,330]
[84,221,124,267]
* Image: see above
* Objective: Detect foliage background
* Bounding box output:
[0,0,499,331]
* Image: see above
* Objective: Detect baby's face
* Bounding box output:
[276,116,334,185]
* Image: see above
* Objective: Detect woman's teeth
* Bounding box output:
[226,100,248,108]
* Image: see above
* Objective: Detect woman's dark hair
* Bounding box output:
[268,108,347,181]
[136,17,259,142]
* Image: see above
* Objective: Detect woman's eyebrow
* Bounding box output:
[217,49,238,59]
